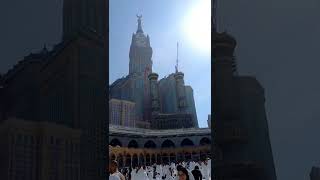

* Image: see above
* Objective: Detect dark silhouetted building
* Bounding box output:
[310,166,320,180]
[0,118,81,180]
[0,0,108,179]
[212,31,277,180]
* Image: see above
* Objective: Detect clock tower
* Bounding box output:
[129,15,153,75]
[128,15,153,125]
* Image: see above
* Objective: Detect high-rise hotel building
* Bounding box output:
[109,99,136,127]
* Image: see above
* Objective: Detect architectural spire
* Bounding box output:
[175,42,179,73]
[136,14,144,33]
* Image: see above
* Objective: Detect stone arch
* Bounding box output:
[169,153,176,162]
[139,153,144,166]
[132,154,138,167]
[151,154,156,164]
[125,154,131,167]
[192,151,199,161]
[185,152,191,161]
[177,153,184,162]
[181,138,194,147]
[128,140,139,148]
[109,138,122,147]
[146,154,151,166]
[161,139,175,148]
[156,154,161,163]
[162,153,169,164]
[144,140,157,148]
[199,137,211,146]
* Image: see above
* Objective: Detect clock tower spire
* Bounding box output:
[129,15,153,75]
[136,14,144,33]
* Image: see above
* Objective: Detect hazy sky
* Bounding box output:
[110,0,211,128]
[217,0,320,180]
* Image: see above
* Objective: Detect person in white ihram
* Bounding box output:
[131,166,138,180]
[201,159,210,180]
[147,166,154,180]
[109,174,120,180]
[134,165,149,180]
[208,158,211,179]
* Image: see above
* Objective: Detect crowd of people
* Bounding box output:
[109,158,211,180]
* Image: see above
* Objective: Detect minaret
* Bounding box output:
[148,73,160,114]
[174,43,188,111]
[174,72,188,111]
[129,15,153,75]
[62,0,107,40]
[212,32,237,118]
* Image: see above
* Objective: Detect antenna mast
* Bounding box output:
[175,42,179,73]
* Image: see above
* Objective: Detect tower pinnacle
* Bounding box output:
[136,14,144,33]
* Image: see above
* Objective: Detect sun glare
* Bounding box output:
[182,0,211,55]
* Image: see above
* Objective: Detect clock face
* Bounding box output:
[135,33,147,47]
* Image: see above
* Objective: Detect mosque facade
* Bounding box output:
[109,125,211,168]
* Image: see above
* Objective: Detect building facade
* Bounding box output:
[108,16,207,166]
[109,17,199,129]
[109,99,136,127]
[0,118,81,180]
[109,125,211,167]
[212,31,277,180]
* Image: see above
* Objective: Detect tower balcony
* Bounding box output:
[148,73,159,81]
[174,72,184,80]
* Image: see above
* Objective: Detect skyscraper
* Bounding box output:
[109,16,199,129]
[109,99,136,127]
